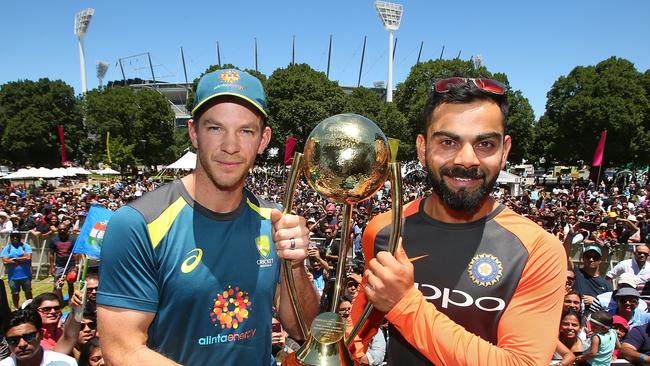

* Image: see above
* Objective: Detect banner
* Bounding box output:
[58,125,67,165]
[73,205,114,258]
[284,136,297,165]
[591,130,607,167]
[387,137,400,163]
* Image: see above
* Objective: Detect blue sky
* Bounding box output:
[2,1,649,119]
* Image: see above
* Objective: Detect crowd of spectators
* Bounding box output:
[0,163,647,364]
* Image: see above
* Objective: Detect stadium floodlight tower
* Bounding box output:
[74,8,95,95]
[375,0,403,102]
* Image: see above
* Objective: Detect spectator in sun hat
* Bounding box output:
[593,272,647,313]
[613,287,650,328]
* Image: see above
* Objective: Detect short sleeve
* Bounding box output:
[97,206,160,313]
[24,244,32,254]
[623,325,647,350]
[0,245,9,258]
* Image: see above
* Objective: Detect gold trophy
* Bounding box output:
[280,113,403,365]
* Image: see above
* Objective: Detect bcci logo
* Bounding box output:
[467,253,503,287]
[255,235,274,268]
[210,285,251,330]
[219,70,239,83]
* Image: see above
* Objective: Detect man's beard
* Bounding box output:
[426,164,498,213]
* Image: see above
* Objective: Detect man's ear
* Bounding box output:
[188,119,198,149]
[257,125,272,155]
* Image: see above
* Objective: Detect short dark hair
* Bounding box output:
[561,309,582,326]
[422,78,509,134]
[30,292,60,310]
[591,310,613,328]
[3,309,41,334]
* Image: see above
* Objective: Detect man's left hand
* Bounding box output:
[271,209,310,261]
[364,239,413,313]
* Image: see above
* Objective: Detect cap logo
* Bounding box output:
[220,70,240,83]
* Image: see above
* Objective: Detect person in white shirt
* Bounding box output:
[0,212,14,234]
[606,245,650,286]
[0,308,77,366]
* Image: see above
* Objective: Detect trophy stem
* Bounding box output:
[345,162,403,346]
[282,152,309,340]
[329,203,353,313]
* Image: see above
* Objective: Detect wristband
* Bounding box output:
[641,354,646,363]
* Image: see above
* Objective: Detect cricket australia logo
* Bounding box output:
[255,235,274,268]
[468,253,503,287]
[220,70,240,83]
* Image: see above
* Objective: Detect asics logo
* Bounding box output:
[415,282,506,312]
[181,248,203,273]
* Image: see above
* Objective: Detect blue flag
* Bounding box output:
[73,205,114,258]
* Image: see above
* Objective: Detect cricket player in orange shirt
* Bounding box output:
[350,77,566,365]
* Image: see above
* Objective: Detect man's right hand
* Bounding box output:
[49,266,55,276]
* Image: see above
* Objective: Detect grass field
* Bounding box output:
[2,275,74,311]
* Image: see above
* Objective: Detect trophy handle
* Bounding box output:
[345,161,403,346]
[282,152,310,340]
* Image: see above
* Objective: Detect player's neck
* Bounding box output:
[423,194,499,224]
[182,172,244,214]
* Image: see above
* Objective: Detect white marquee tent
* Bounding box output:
[166,151,196,170]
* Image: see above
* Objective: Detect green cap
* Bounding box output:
[192,69,268,118]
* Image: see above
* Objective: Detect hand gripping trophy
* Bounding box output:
[281,113,402,365]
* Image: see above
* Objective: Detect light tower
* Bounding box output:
[375,1,403,102]
[74,8,95,95]
[96,61,109,90]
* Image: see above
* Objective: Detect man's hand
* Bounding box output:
[364,239,413,313]
[69,290,84,308]
[271,209,310,262]
[581,294,597,306]
[49,266,55,276]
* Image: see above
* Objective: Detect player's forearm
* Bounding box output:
[279,262,319,341]
[53,313,81,355]
[104,344,182,366]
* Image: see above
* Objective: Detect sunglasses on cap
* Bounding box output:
[434,77,506,95]
[5,331,38,346]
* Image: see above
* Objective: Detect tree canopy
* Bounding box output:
[0,78,84,167]
[532,57,650,167]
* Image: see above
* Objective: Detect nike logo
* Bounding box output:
[409,254,429,263]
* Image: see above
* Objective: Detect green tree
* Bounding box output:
[132,89,175,167]
[344,87,413,159]
[84,86,175,170]
[0,79,84,167]
[539,57,649,166]
[394,60,534,163]
[265,63,346,152]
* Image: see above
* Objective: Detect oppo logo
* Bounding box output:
[414,283,506,312]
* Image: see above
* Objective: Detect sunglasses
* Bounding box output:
[37,305,61,314]
[81,321,97,330]
[5,331,38,346]
[434,77,506,95]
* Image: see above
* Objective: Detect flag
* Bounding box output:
[591,130,607,167]
[387,137,400,163]
[284,136,297,165]
[58,125,67,165]
[73,205,114,258]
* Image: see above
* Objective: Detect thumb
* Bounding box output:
[270,208,283,225]
[394,237,409,264]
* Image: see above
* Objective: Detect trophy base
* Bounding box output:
[281,340,354,366]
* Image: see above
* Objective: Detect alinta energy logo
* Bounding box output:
[210,285,251,330]
[199,285,257,346]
